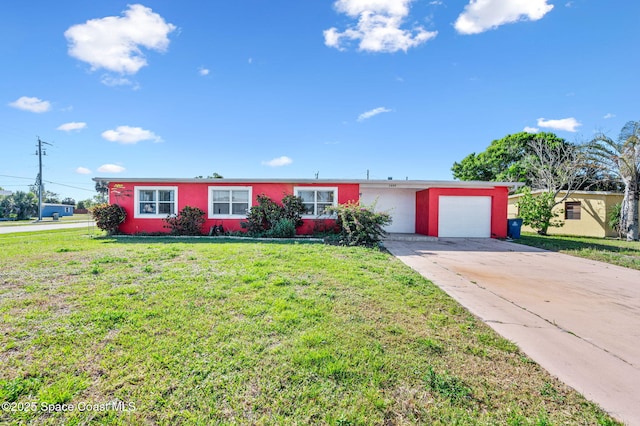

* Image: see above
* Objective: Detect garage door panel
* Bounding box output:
[360,188,416,233]
[438,196,491,237]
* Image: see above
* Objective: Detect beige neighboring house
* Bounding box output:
[508,190,626,237]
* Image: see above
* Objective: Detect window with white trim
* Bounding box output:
[134,186,178,218]
[294,187,338,216]
[209,186,252,218]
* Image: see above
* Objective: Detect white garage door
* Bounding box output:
[438,196,491,237]
[360,188,416,233]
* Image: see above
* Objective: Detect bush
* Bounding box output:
[91,204,126,235]
[516,187,562,235]
[325,201,392,247]
[165,206,206,236]
[265,218,297,238]
[241,194,306,237]
[608,203,623,239]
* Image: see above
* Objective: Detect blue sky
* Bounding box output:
[1,0,638,202]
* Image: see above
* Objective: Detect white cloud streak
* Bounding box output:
[603,113,616,119]
[65,4,176,74]
[102,125,162,144]
[97,164,126,173]
[58,122,87,132]
[75,167,92,174]
[324,0,437,53]
[454,0,554,35]
[198,67,210,76]
[262,156,293,167]
[358,107,391,122]
[523,126,539,133]
[9,96,51,113]
[537,117,581,132]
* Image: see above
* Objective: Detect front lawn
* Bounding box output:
[514,233,640,271]
[0,229,618,425]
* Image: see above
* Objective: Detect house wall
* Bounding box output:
[420,187,509,238]
[508,192,622,237]
[415,189,429,235]
[109,181,359,235]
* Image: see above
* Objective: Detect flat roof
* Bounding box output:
[93,177,523,189]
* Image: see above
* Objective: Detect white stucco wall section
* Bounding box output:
[360,188,416,233]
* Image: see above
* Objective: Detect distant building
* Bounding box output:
[41,203,74,218]
[508,190,626,238]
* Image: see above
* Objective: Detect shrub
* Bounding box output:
[325,201,392,247]
[91,204,126,235]
[265,218,297,238]
[241,194,306,236]
[608,202,623,239]
[516,187,562,235]
[165,206,206,236]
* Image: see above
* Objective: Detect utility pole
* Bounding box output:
[35,137,51,221]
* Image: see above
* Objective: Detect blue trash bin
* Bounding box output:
[507,218,523,239]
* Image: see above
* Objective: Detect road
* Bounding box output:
[0,221,96,234]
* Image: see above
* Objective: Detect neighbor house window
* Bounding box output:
[209,186,251,218]
[565,201,581,220]
[294,187,338,216]
[134,186,178,218]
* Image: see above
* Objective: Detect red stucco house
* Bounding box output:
[93,177,518,238]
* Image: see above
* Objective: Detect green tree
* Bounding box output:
[12,191,38,220]
[61,197,76,206]
[452,132,568,184]
[516,188,562,235]
[588,121,640,241]
[0,196,15,218]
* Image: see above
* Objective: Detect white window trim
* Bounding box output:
[208,186,252,219]
[294,186,338,218]
[134,186,179,219]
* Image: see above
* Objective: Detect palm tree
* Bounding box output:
[589,121,640,241]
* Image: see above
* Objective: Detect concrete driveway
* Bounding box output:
[385,238,640,425]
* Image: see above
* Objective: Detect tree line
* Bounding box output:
[452,121,640,241]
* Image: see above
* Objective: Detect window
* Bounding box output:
[294,187,338,216]
[565,201,581,220]
[209,186,251,218]
[134,187,178,218]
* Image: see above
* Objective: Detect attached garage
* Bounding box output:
[360,187,416,233]
[438,196,492,238]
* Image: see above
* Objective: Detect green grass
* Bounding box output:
[514,232,640,270]
[0,229,619,425]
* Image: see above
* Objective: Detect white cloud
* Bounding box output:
[324,0,437,53]
[603,113,616,119]
[9,96,51,113]
[454,0,554,35]
[57,122,87,132]
[97,164,126,173]
[523,126,539,133]
[537,117,581,132]
[65,4,176,74]
[358,107,391,122]
[262,156,293,167]
[198,67,210,76]
[102,126,161,144]
[100,75,140,89]
[75,167,92,174]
